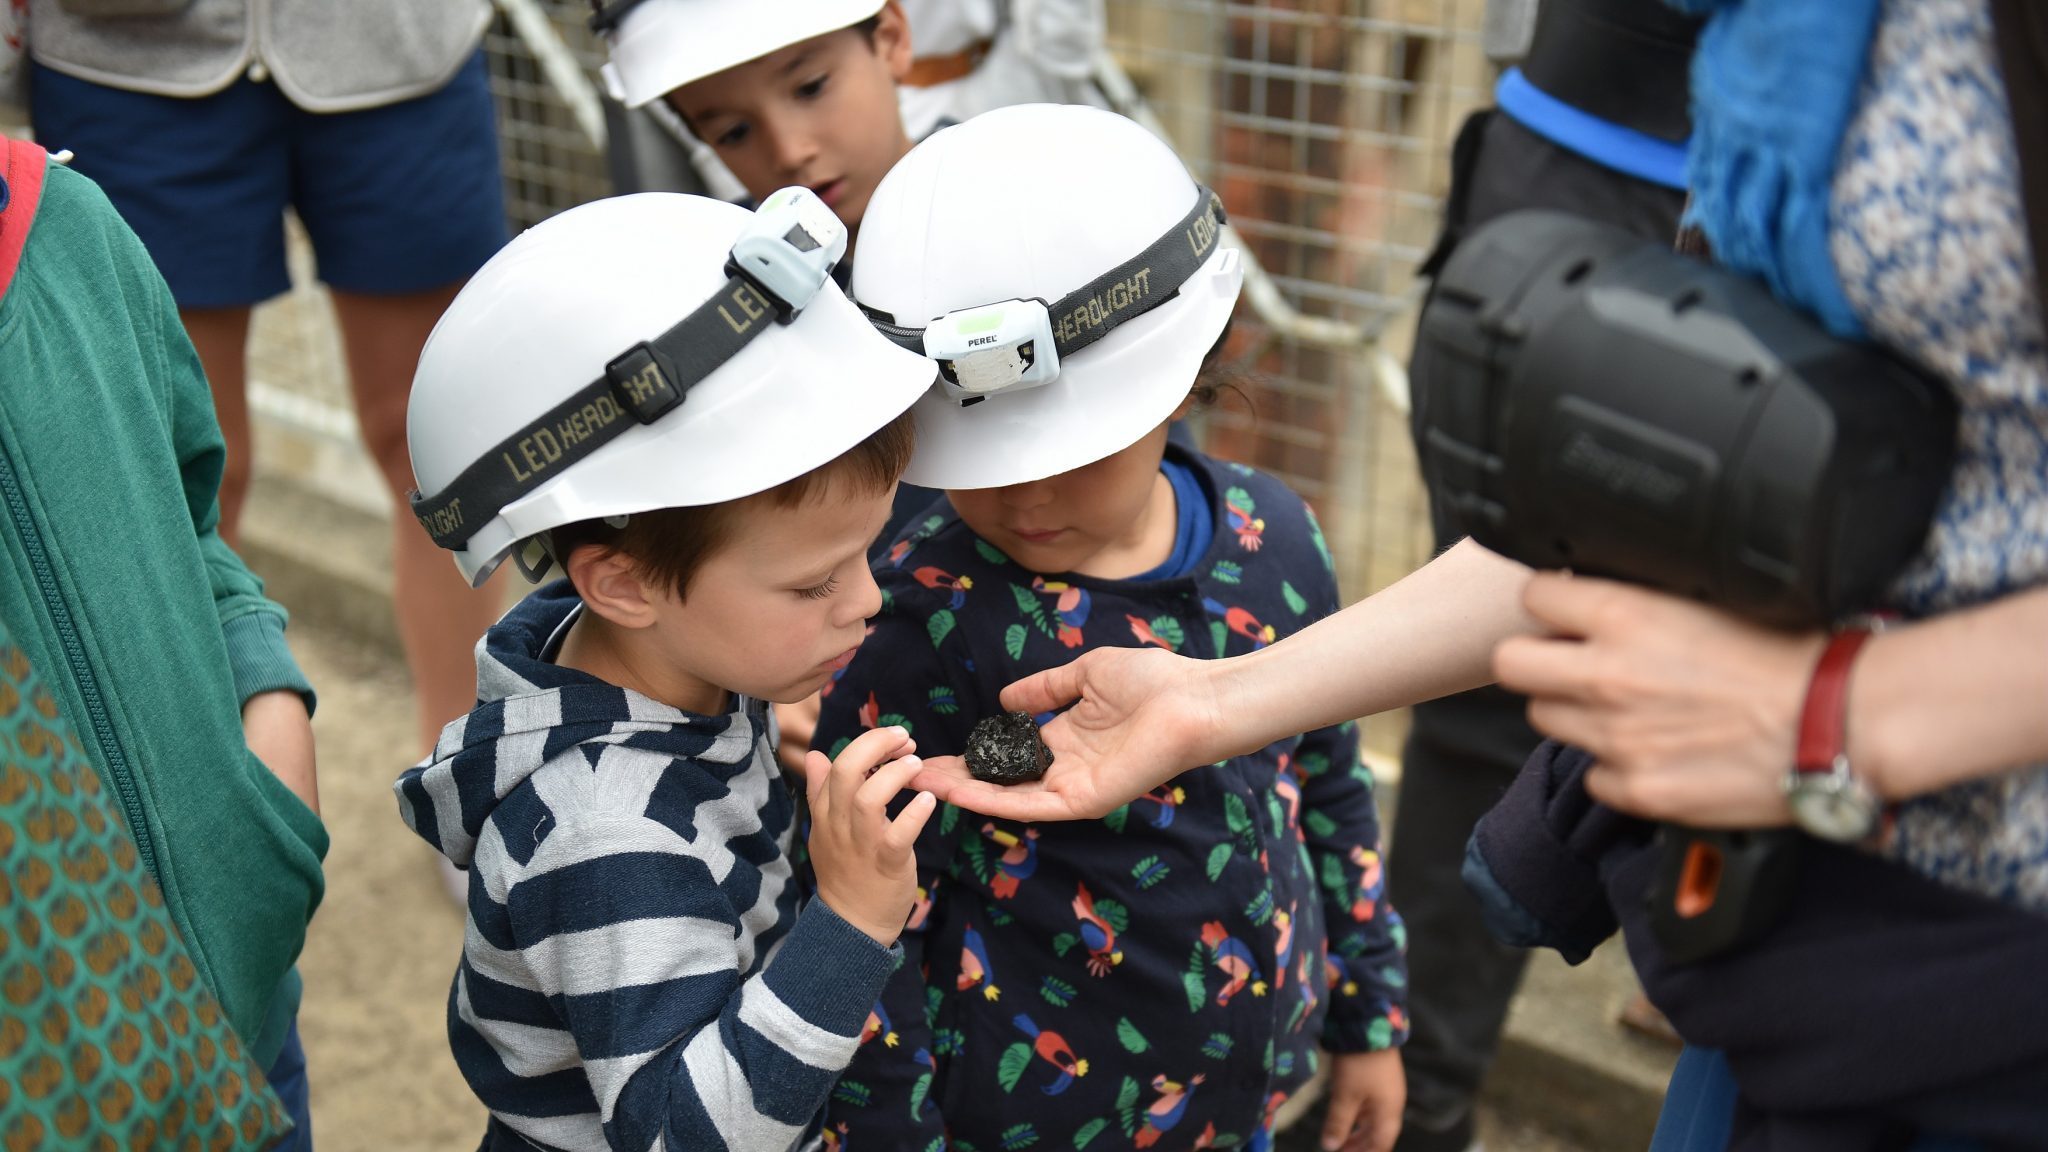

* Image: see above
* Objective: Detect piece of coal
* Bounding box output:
[964,711,1054,785]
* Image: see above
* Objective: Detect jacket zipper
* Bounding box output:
[0,445,158,878]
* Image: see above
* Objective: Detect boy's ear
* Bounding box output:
[565,544,662,630]
[873,0,915,83]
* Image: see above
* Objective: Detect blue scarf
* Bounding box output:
[1672,0,1883,338]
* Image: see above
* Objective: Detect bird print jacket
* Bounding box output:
[812,447,1408,1152]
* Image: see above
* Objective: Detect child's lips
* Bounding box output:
[1012,527,1065,545]
[812,178,847,209]
[824,646,860,673]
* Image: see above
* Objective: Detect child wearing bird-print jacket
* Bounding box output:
[814,443,1409,1151]
[813,103,1408,1152]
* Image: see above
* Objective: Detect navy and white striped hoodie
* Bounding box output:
[396,581,900,1152]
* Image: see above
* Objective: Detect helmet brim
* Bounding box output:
[601,0,889,108]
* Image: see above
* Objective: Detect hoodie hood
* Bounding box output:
[394,580,765,869]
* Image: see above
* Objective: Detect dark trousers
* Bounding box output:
[267,1017,313,1152]
[1389,687,1540,1136]
[1391,108,1686,1145]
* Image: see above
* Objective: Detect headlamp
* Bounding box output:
[408,187,843,560]
[866,187,1227,406]
[729,186,847,322]
[922,299,1062,402]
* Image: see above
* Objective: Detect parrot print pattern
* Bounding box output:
[815,447,1406,1151]
[985,823,1042,900]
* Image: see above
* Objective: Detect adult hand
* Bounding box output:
[803,726,937,946]
[1492,572,1826,827]
[1320,1049,1405,1152]
[244,689,319,816]
[908,646,1230,821]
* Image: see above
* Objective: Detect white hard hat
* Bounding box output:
[406,191,935,587]
[593,0,888,109]
[852,103,1242,490]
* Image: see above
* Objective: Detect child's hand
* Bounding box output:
[803,726,938,946]
[1320,1049,1405,1152]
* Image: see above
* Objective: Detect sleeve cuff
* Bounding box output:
[1321,1000,1411,1052]
[762,899,904,1038]
[223,610,317,718]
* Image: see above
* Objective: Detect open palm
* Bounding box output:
[910,646,1228,822]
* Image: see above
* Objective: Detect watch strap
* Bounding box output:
[1794,626,1875,775]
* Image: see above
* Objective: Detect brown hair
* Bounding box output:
[1188,318,1253,413]
[550,407,917,599]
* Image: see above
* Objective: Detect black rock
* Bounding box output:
[964,711,1054,785]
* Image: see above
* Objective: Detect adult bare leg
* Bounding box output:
[180,306,256,547]
[332,284,504,754]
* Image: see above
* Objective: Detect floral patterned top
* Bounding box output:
[812,446,1407,1152]
[1828,0,2048,909]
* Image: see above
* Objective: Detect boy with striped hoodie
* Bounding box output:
[393,189,940,1151]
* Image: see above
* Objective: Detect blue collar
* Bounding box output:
[1126,456,1213,582]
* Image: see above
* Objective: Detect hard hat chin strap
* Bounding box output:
[863,187,1227,404]
[408,188,847,553]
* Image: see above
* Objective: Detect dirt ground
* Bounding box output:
[288,623,1585,1152]
[293,626,484,1150]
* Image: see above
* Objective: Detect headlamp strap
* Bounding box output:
[587,0,651,34]
[865,186,1227,360]
[407,272,782,551]
[1050,186,1225,358]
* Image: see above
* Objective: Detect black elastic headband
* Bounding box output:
[588,0,652,33]
[864,186,1227,359]
[407,273,786,551]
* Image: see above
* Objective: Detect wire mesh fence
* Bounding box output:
[1105,0,1490,601]
[483,10,613,231]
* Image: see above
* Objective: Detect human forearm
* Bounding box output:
[1855,586,2048,801]
[1213,539,1535,758]
[244,689,319,815]
[951,540,1535,823]
[597,900,898,1149]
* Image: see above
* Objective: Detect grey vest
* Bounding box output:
[28,0,491,112]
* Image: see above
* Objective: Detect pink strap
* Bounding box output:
[0,136,50,306]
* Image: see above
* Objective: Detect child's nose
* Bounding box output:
[999,481,1056,511]
[765,122,821,181]
[842,564,884,624]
